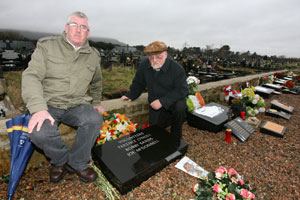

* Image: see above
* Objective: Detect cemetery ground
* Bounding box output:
[0,88,299,199]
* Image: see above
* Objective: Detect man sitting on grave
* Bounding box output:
[121,41,188,145]
[22,11,104,183]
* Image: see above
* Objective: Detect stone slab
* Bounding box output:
[224,117,256,143]
[92,125,188,194]
[187,102,230,133]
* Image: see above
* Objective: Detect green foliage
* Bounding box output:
[0,174,10,183]
[3,71,23,109]
[4,65,136,110]
[102,65,136,94]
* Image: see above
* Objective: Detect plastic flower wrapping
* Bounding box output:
[96,112,150,145]
[193,166,256,200]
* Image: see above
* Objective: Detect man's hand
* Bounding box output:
[120,95,132,102]
[28,110,55,133]
[94,105,105,114]
[150,99,162,110]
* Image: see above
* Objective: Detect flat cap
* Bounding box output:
[144,41,167,54]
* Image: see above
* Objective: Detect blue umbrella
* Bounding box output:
[6,113,34,200]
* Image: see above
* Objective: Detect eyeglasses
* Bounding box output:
[149,53,165,61]
[68,22,89,32]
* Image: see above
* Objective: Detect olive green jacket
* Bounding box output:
[22,32,102,114]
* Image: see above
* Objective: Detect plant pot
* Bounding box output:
[230,104,246,118]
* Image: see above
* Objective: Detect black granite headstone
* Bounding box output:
[92,125,188,194]
[224,117,256,143]
[283,77,293,81]
[266,109,292,120]
[260,121,286,137]
[262,83,283,91]
[282,89,298,95]
[187,102,230,133]
[270,99,294,114]
[274,79,287,85]
[254,86,274,98]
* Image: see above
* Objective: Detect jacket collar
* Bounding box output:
[62,32,91,53]
[147,56,171,73]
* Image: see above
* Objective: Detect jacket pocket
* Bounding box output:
[83,64,96,82]
[44,55,69,92]
[46,55,68,77]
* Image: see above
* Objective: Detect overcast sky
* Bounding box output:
[1,0,299,58]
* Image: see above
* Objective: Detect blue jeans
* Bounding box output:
[29,104,102,170]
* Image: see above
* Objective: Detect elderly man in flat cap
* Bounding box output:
[121,41,188,145]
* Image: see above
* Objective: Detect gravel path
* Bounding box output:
[0,92,299,200]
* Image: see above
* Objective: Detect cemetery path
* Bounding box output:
[0,92,299,200]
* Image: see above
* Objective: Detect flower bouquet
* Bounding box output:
[193,166,256,200]
[222,85,240,102]
[273,72,284,79]
[96,112,146,145]
[260,75,274,85]
[241,87,265,116]
[187,76,200,95]
[283,80,294,90]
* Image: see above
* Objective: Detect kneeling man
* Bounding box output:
[121,41,188,144]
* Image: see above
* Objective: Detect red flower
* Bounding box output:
[109,130,115,136]
[142,123,151,129]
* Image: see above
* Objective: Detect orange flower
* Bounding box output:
[99,132,106,139]
[116,113,128,122]
[127,123,136,132]
[103,112,109,117]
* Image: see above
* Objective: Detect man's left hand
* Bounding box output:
[94,105,105,114]
[150,99,162,110]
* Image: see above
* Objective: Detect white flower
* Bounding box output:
[116,122,129,132]
[186,76,198,85]
[259,107,265,112]
[105,131,112,141]
[252,100,258,104]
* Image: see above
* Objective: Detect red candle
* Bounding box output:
[240,111,245,119]
[225,129,232,143]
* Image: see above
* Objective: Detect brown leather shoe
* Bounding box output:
[50,164,66,183]
[66,164,98,183]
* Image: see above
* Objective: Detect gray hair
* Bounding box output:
[67,11,88,24]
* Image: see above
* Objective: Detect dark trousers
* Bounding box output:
[29,104,102,170]
[150,98,186,141]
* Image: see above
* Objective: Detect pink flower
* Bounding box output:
[248,191,255,199]
[218,166,228,173]
[239,178,245,185]
[213,184,222,193]
[240,189,249,198]
[231,177,238,184]
[228,168,238,177]
[215,166,227,179]
[226,193,236,200]
[215,170,223,179]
